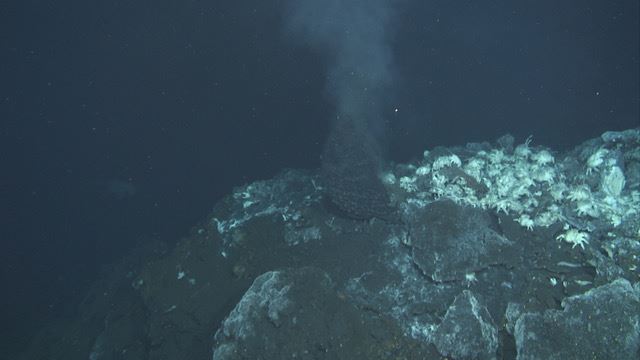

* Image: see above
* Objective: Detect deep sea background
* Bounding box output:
[1,0,638,356]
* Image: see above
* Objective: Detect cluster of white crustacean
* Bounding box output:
[383,135,638,252]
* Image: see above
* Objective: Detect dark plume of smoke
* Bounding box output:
[283,0,401,220]
[283,0,399,143]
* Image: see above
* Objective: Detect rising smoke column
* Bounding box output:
[283,0,401,220]
[283,0,399,141]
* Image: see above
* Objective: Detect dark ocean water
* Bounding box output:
[1,0,638,357]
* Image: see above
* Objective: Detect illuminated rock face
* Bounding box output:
[320,115,396,221]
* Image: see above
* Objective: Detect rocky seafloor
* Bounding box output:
[20,129,640,360]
